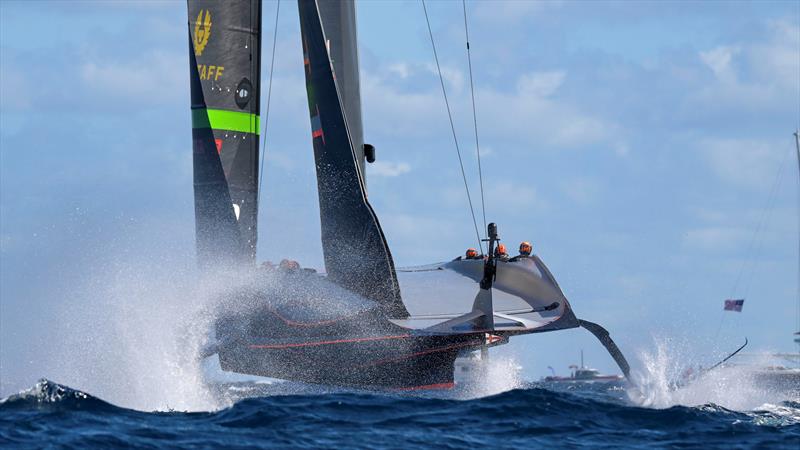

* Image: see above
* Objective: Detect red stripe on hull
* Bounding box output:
[395,382,455,391]
[249,334,413,349]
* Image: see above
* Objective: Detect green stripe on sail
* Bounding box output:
[192,108,260,134]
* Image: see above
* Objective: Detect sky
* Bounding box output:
[1,0,799,399]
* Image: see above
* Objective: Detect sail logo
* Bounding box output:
[193,10,212,56]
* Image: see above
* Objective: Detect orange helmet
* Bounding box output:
[496,243,507,256]
[279,259,300,270]
[519,241,532,255]
[465,248,478,259]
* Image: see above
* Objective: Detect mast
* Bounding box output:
[795,130,800,351]
[187,0,262,269]
[298,0,407,317]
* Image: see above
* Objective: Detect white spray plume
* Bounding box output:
[627,335,797,412]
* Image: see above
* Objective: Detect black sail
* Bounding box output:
[298,0,407,317]
[188,0,262,268]
[317,0,365,178]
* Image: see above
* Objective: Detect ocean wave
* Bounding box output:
[0,379,117,412]
[1,379,798,449]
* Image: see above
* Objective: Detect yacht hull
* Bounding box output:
[217,329,486,389]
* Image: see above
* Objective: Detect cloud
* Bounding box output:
[687,18,799,117]
[362,65,620,149]
[0,66,32,111]
[425,63,465,94]
[369,161,411,177]
[683,226,751,251]
[485,181,546,216]
[517,71,565,97]
[472,0,563,25]
[748,19,800,91]
[700,138,787,189]
[387,62,411,79]
[80,50,184,105]
[699,46,740,82]
[379,213,467,263]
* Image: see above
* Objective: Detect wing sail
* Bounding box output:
[317,0,367,180]
[298,0,407,318]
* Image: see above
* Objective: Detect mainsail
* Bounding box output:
[317,0,367,179]
[188,0,262,268]
[298,0,407,317]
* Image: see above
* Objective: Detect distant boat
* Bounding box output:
[542,351,623,384]
[747,130,800,392]
[691,131,800,393]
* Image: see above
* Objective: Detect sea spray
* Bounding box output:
[40,231,388,411]
[50,251,233,412]
[628,336,792,411]
[454,351,523,399]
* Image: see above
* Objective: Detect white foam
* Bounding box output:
[627,336,798,412]
[50,258,235,412]
[454,352,523,399]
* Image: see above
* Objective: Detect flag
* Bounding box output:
[723,299,744,312]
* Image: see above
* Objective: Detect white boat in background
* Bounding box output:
[541,351,623,384]
[732,131,800,395]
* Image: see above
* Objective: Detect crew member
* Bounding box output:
[510,241,532,262]
[279,259,301,271]
[494,243,509,262]
[454,248,480,261]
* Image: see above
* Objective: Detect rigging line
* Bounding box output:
[462,0,486,237]
[715,141,790,345]
[422,0,483,253]
[257,0,281,205]
[727,143,790,301]
[739,143,791,302]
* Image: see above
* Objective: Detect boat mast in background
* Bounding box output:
[794,130,800,356]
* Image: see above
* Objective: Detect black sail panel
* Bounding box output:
[317,0,365,178]
[188,0,262,268]
[298,0,408,318]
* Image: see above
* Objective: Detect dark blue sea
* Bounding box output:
[1,379,798,449]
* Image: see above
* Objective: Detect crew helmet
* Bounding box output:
[519,241,532,256]
[279,259,300,270]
